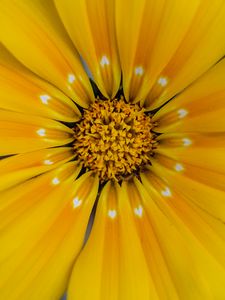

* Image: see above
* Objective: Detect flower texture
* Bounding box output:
[0,0,225,299]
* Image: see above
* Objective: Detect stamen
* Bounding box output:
[73,98,155,181]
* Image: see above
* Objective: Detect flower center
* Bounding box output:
[73,97,155,181]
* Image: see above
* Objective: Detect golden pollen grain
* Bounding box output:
[73,98,154,181]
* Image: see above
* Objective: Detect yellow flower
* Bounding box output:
[0,0,225,299]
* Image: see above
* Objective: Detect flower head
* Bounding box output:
[0,0,225,299]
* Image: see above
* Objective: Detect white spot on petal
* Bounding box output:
[40,94,51,105]
[182,138,192,146]
[52,177,60,185]
[68,73,76,84]
[134,205,143,217]
[100,55,110,67]
[36,128,46,137]
[108,209,117,219]
[157,76,168,87]
[72,197,82,208]
[161,186,172,197]
[43,159,53,165]
[134,66,144,76]
[177,108,188,119]
[174,163,184,172]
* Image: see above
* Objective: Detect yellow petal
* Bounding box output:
[68,181,158,300]
[0,45,81,122]
[0,170,99,300]
[138,173,225,299]
[0,147,75,191]
[0,161,81,227]
[153,58,225,132]
[148,155,225,238]
[151,155,225,245]
[0,110,74,155]
[0,0,94,107]
[115,0,200,103]
[145,0,225,109]
[123,180,179,300]
[156,132,225,174]
[151,153,225,193]
[54,0,121,98]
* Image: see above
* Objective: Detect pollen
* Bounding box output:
[73,98,155,181]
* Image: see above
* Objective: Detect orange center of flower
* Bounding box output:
[73,98,155,181]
